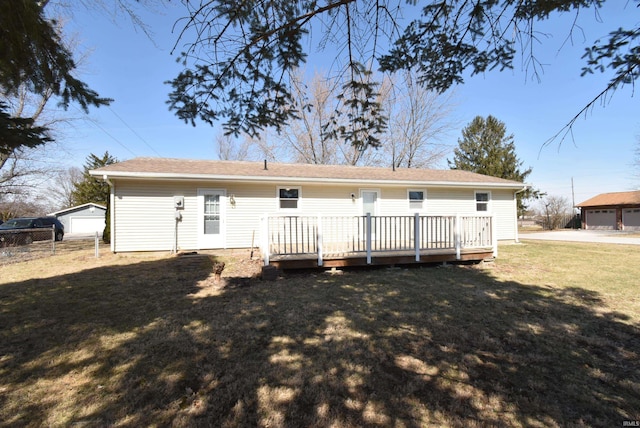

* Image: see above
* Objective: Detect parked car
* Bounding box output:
[0,217,64,246]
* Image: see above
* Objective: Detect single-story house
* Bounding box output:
[90,158,527,266]
[576,190,640,231]
[48,203,106,234]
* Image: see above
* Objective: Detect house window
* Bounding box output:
[475,191,490,212]
[278,187,300,210]
[408,190,425,211]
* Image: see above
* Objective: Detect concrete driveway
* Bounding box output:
[519,229,640,245]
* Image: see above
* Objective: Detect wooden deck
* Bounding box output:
[269,247,495,269]
[262,214,497,270]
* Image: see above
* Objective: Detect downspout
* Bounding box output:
[103,174,115,253]
[513,185,529,243]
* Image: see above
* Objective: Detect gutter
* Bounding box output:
[103,174,115,253]
[513,185,529,243]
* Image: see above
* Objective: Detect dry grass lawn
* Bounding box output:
[0,240,639,427]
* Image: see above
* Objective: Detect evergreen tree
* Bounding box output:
[0,1,110,154]
[449,115,537,213]
[71,152,116,205]
[71,152,117,243]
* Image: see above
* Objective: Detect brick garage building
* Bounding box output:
[576,191,640,231]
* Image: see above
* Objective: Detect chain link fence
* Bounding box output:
[0,228,95,266]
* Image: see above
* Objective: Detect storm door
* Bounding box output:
[198,189,226,248]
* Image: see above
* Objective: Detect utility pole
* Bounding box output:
[571,177,576,229]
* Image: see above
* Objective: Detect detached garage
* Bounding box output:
[577,191,640,231]
[49,203,106,234]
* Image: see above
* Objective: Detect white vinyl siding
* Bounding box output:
[112,180,199,252]
[224,183,274,248]
[111,180,520,252]
[491,189,517,240]
[418,188,515,241]
[301,184,360,217]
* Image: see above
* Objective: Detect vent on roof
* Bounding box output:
[264,159,268,170]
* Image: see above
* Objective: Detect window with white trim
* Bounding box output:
[475,191,490,212]
[278,187,300,210]
[408,189,425,211]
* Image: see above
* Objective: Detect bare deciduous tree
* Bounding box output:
[281,70,341,165]
[1,81,83,199]
[383,71,457,169]
[46,166,83,209]
[0,198,54,222]
[216,133,253,161]
[539,196,574,230]
[232,70,456,168]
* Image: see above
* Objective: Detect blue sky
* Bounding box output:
[59,1,639,208]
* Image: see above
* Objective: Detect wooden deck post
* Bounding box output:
[366,213,372,264]
[491,214,498,258]
[455,213,461,260]
[317,214,323,267]
[414,212,420,262]
[261,213,270,266]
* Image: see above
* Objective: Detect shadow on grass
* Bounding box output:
[0,257,638,426]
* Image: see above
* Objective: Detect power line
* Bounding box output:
[108,106,163,157]
[72,105,138,158]
[88,118,138,158]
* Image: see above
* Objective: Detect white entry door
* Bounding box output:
[361,190,379,240]
[198,189,226,249]
[361,190,379,216]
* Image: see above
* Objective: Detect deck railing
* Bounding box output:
[261,213,496,266]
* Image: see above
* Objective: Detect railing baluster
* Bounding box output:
[263,214,495,261]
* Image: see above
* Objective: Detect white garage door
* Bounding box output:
[623,209,640,231]
[70,217,105,234]
[586,209,616,230]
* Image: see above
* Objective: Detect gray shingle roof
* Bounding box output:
[91,157,526,188]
